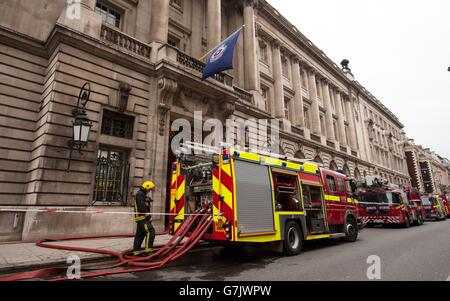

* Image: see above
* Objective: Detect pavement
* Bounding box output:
[0,234,171,273]
[98,219,450,281]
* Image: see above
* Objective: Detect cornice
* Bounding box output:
[258,0,404,129]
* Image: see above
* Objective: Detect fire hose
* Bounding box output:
[0,205,213,281]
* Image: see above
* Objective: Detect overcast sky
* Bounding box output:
[267,0,450,158]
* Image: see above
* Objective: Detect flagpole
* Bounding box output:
[198,25,245,62]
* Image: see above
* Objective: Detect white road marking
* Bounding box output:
[447,275,450,281]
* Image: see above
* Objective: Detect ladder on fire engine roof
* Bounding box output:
[178,141,324,168]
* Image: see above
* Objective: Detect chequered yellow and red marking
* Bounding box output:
[207,159,235,241]
[169,163,185,233]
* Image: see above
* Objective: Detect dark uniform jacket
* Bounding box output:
[134,188,152,222]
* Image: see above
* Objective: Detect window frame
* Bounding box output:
[95,1,123,29]
[326,175,338,192]
[101,109,135,140]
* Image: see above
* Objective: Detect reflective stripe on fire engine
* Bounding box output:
[324,195,340,202]
[306,234,331,241]
[231,148,319,174]
[212,175,233,212]
[176,179,185,203]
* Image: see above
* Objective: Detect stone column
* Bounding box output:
[322,81,335,141]
[345,96,358,150]
[291,57,305,127]
[150,0,170,43]
[207,0,221,50]
[308,68,321,135]
[243,0,259,92]
[335,90,347,146]
[190,0,204,58]
[272,41,284,119]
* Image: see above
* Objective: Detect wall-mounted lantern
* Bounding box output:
[67,82,92,172]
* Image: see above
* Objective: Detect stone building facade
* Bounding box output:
[405,139,450,195]
[0,0,410,242]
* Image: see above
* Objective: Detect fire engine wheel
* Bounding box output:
[283,221,303,256]
[417,214,424,226]
[403,214,411,228]
[343,218,358,242]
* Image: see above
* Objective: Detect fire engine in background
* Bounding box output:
[441,195,450,218]
[405,187,426,225]
[422,194,447,221]
[169,142,363,256]
[358,177,423,227]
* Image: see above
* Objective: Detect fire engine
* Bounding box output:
[169,142,362,256]
[405,187,426,226]
[422,194,447,221]
[441,195,450,218]
[358,177,422,227]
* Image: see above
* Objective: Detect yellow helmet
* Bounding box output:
[142,181,155,191]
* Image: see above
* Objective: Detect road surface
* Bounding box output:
[97,219,450,281]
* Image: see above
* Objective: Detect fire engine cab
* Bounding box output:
[169,143,362,256]
[358,177,421,227]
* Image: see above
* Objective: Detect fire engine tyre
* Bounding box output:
[283,221,303,256]
[416,214,424,226]
[344,218,358,242]
[403,214,411,228]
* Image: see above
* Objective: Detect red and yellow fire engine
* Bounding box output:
[358,177,423,227]
[441,195,450,218]
[169,143,362,255]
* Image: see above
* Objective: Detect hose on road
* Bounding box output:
[0,205,213,281]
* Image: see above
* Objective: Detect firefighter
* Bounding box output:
[133,181,156,256]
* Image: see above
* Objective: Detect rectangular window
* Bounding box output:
[95,2,122,28]
[168,35,180,49]
[316,80,322,100]
[301,69,308,88]
[101,110,135,139]
[333,120,338,138]
[261,86,269,111]
[320,115,326,135]
[282,57,289,77]
[327,175,337,192]
[93,148,130,205]
[284,97,291,120]
[259,42,267,63]
[304,106,310,129]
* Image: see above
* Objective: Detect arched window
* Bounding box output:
[354,168,362,180]
[343,164,350,176]
[295,151,306,160]
[314,155,323,164]
[329,161,338,171]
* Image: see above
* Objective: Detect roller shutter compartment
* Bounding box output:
[234,160,275,235]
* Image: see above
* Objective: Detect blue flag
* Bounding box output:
[202,28,242,81]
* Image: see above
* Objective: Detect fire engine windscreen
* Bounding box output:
[359,193,401,205]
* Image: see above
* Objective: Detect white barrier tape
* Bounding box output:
[0,208,220,217]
